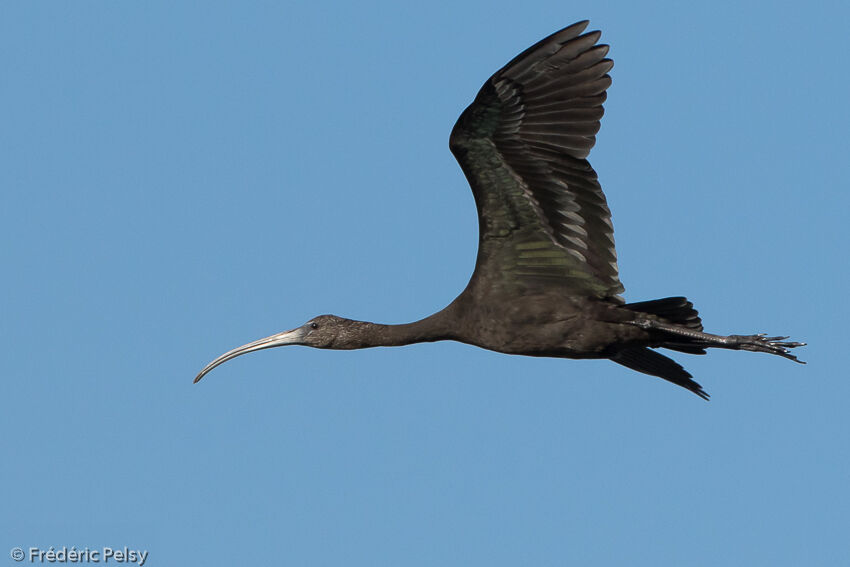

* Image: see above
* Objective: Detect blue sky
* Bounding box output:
[2,1,848,565]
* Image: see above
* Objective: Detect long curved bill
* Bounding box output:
[194,327,305,383]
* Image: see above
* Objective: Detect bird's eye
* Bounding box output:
[310,322,319,330]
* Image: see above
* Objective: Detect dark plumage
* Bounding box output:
[195,21,805,399]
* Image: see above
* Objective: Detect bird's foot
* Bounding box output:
[729,333,807,363]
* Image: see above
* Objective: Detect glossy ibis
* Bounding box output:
[195,21,804,399]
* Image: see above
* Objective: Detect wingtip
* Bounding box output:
[554,20,592,41]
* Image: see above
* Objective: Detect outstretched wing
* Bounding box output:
[450,21,623,300]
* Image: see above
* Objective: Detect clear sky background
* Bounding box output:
[2,1,848,566]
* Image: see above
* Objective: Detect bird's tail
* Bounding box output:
[624,296,706,355]
[612,296,710,399]
[624,296,702,330]
[613,296,804,399]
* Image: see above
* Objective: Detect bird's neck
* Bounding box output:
[345,307,457,349]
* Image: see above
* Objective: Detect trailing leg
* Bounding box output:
[632,318,806,363]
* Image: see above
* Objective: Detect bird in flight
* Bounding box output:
[195,21,804,399]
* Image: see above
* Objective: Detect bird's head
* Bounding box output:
[193,314,372,383]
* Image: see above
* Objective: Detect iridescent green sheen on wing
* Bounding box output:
[450,21,623,300]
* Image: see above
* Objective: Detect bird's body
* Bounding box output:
[195,21,804,398]
[445,288,631,358]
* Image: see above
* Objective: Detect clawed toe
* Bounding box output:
[735,333,806,363]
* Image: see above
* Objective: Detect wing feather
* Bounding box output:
[450,21,623,299]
